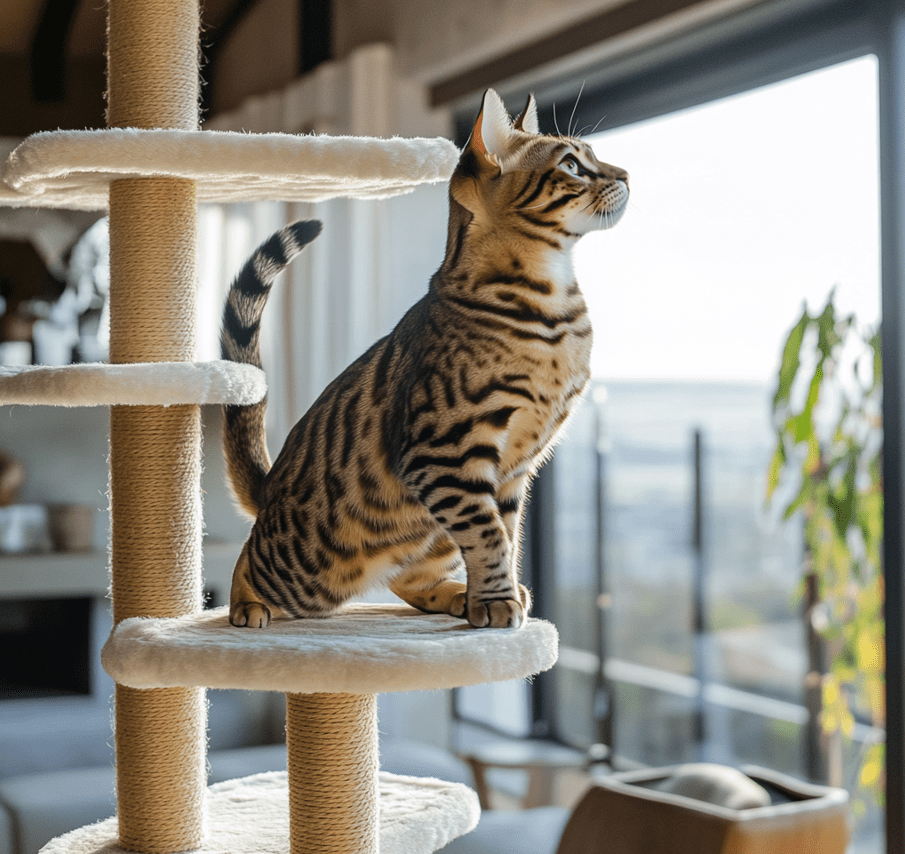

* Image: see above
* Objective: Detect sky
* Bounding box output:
[575,54,881,383]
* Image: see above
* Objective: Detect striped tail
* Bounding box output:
[221,219,322,517]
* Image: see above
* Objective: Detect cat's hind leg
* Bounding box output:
[229,541,283,628]
[389,533,468,618]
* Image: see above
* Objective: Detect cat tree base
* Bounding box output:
[38,770,480,854]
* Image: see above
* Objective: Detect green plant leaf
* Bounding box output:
[790,363,823,444]
[868,329,882,391]
[783,476,811,520]
[828,452,858,540]
[815,291,851,361]
[766,441,786,499]
[773,308,809,412]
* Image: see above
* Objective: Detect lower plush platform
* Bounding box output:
[39,770,480,854]
[102,603,559,694]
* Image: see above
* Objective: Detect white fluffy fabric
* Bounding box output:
[0,360,266,407]
[39,770,480,854]
[102,603,559,694]
[2,128,460,210]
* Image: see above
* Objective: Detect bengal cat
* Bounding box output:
[222,89,629,629]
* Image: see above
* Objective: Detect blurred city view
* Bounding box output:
[552,380,803,756]
[550,378,883,850]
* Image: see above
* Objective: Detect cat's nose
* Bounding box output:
[600,162,629,188]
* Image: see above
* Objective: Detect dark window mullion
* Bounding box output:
[878,3,905,853]
[526,460,557,739]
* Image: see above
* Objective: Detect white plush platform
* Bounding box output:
[0,361,266,407]
[1,128,460,210]
[39,770,480,854]
[102,603,559,694]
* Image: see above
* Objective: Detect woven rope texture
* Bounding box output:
[287,693,380,854]
[106,1,205,850]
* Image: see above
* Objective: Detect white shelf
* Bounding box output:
[0,542,241,600]
[0,361,266,407]
[39,770,480,854]
[102,602,559,695]
[1,128,459,210]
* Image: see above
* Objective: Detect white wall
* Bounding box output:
[0,404,250,553]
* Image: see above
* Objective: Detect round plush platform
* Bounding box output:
[102,603,559,694]
[1,128,460,210]
[39,770,480,854]
[0,361,266,407]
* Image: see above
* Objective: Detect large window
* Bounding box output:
[449,3,905,849]
[454,28,892,854]
[566,55,882,850]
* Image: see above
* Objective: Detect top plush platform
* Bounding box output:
[102,603,559,695]
[0,128,460,210]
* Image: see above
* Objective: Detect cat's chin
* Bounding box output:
[571,203,628,235]
[597,199,628,231]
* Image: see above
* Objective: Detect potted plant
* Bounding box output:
[767,292,884,810]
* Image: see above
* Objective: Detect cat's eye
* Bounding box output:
[559,156,581,176]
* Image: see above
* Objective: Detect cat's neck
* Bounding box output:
[438,206,579,299]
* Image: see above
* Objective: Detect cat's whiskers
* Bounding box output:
[552,102,563,138]
[587,116,609,138]
[567,81,585,137]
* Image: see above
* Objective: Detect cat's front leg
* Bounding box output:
[498,475,533,614]
[421,486,527,629]
[462,515,527,629]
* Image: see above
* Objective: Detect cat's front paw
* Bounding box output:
[230,601,272,628]
[467,598,527,629]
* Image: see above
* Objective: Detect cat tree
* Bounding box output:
[0,2,559,852]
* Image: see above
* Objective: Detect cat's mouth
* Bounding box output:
[569,179,629,234]
[599,181,629,229]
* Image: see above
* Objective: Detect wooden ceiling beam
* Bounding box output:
[428,0,714,106]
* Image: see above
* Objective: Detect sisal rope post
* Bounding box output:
[106,1,206,851]
[286,693,380,854]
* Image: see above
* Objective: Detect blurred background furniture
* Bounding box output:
[460,739,588,809]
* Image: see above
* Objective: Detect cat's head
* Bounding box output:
[450,89,629,239]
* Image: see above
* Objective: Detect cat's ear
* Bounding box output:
[513,94,539,134]
[468,89,517,171]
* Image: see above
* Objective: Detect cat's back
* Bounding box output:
[261,291,436,496]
